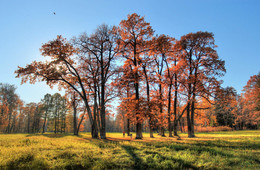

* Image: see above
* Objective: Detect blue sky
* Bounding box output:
[0,0,259,103]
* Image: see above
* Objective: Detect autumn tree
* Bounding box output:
[50,93,67,134]
[195,97,216,127]
[140,52,156,137]
[241,72,260,128]
[151,35,176,137]
[0,83,20,133]
[175,31,225,137]
[42,93,53,133]
[16,103,25,133]
[117,13,154,139]
[214,87,237,127]
[73,24,119,139]
[31,104,43,133]
[23,102,37,133]
[15,36,99,138]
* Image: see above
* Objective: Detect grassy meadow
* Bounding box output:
[0,130,259,169]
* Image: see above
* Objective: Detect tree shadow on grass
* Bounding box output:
[6,153,48,169]
[121,144,199,170]
[121,145,143,169]
[25,133,84,138]
[169,141,260,167]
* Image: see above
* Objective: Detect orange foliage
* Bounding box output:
[242,73,260,126]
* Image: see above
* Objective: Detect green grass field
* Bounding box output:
[0,130,259,169]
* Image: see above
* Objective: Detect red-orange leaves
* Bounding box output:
[15,35,77,89]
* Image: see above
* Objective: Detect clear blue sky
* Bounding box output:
[0,0,259,103]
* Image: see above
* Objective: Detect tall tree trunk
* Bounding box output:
[135,81,142,139]
[134,49,142,139]
[159,81,165,137]
[73,101,77,135]
[10,117,15,133]
[187,102,192,137]
[187,83,192,137]
[100,85,106,139]
[94,97,99,138]
[91,121,99,138]
[173,59,179,136]
[173,87,178,136]
[143,65,153,138]
[190,66,198,138]
[168,84,172,137]
[45,120,48,133]
[149,117,154,138]
[27,113,30,134]
[187,55,194,138]
[190,98,196,137]
[173,92,178,137]
[6,111,12,133]
[57,109,60,133]
[63,115,66,133]
[100,52,106,139]
[158,56,164,137]
[127,118,130,136]
[42,116,47,133]
[54,115,57,134]
[126,86,130,136]
[83,99,99,139]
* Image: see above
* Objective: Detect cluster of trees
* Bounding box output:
[0,89,70,134]
[13,13,259,139]
[214,73,260,130]
[0,86,117,134]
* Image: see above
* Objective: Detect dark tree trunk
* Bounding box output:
[149,117,154,138]
[187,55,195,138]
[100,87,106,139]
[83,99,99,139]
[161,127,165,137]
[100,52,106,139]
[173,61,178,136]
[126,86,130,136]
[127,118,130,136]
[168,84,172,137]
[76,110,85,135]
[135,81,142,139]
[42,116,47,134]
[73,102,77,135]
[91,122,99,138]
[187,102,192,137]
[134,48,142,139]
[190,98,196,137]
[159,82,164,137]
[27,114,30,134]
[143,65,153,138]
[189,66,198,138]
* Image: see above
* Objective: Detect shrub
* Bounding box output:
[195,126,233,132]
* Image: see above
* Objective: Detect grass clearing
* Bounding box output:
[0,130,259,169]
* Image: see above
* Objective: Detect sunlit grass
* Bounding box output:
[0,130,259,169]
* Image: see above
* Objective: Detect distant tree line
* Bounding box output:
[12,13,259,139]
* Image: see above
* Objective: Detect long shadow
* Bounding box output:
[190,140,260,150]
[121,145,144,170]
[169,143,234,157]
[25,133,84,138]
[121,144,199,169]
[169,141,260,166]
